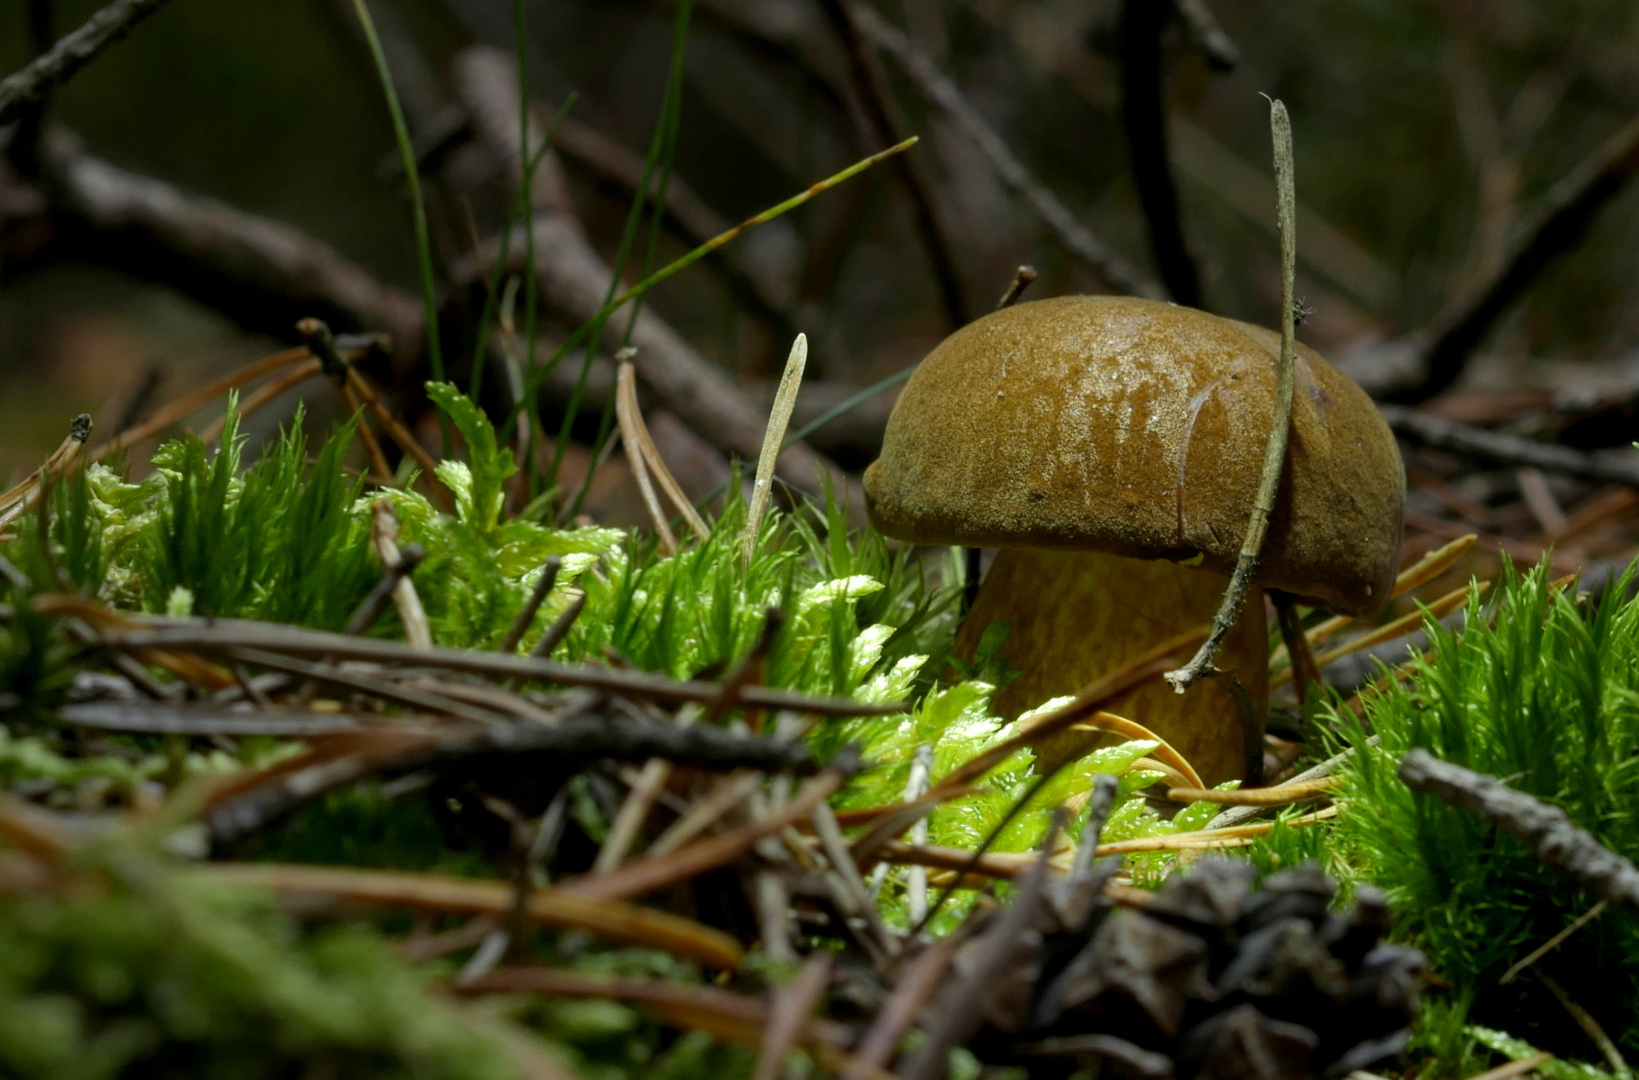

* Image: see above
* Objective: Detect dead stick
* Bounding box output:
[0,0,175,126]
[1166,96,1297,692]
[1399,749,1639,916]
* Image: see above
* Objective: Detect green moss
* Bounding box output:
[1325,559,1639,1062]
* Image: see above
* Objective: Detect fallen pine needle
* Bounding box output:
[207,862,743,969]
[1167,775,1340,806]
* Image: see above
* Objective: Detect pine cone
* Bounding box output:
[969,859,1423,1080]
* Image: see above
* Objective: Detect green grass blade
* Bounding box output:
[350,0,450,456]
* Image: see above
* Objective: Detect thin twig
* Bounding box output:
[1394,115,1639,404]
[90,613,902,715]
[752,954,833,1080]
[500,556,560,655]
[853,6,1163,300]
[1399,750,1639,915]
[297,317,395,483]
[528,590,585,660]
[817,0,968,327]
[899,814,1064,1080]
[744,333,808,560]
[0,0,176,127]
[1166,97,1297,693]
[1380,404,1639,489]
[1535,969,1628,1073]
[345,543,426,637]
[1499,900,1608,985]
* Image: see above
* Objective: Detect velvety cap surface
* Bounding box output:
[862,295,1405,615]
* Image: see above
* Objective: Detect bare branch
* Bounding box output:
[34,137,423,351]
[1380,404,1639,489]
[0,0,177,128]
[1374,115,1639,403]
[852,7,1163,300]
[450,48,852,499]
[1399,749,1639,916]
[1166,97,1298,692]
[816,0,968,327]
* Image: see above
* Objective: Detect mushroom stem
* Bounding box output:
[955,547,1268,787]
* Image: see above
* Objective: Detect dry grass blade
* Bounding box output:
[198,360,324,450]
[615,349,709,543]
[1096,806,1339,855]
[616,351,679,555]
[1284,533,1478,656]
[899,818,1062,1080]
[561,770,843,902]
[88,346,323,463]
[647,770,762,856]
[1500,900,1608,985]
[0,413,92,530]
[1459,1052,1554,1080]
[743,333,808,561]
[1167,776,1340,806]
[752,953,832,1080]
[0,794,74,859]
[1272,581,1487,688]
[33,593,235,690]
[208,863,743,968]
[1059,710,1205,791]
[934,627,1205,796]
[453,968,884,1077]
[345,366,443,479]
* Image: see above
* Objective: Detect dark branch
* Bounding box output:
[1380,404,1639,489]
[207,714,838,848]
[1384,115,1639,404]
[815,0,968,328]
[12,134,425,353]
[99,615,905,717]
[852,7,1164,300]
[0,0,177,128]
[1118,0,1202,307]
[1399,749,1639,916]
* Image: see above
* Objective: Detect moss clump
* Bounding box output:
[1330,560,1639,1065]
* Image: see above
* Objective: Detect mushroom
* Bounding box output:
[863,295,1404,786]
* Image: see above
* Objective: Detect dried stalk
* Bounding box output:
[0,0,176,126]
[853,6,1162,300]
[615,350,710,542]
[1166,97,1298,693]
[616,350,679,555]
[0,413,92,530]
[743,333,809,560]
[371,499,432,648]
[1399,749,1639,916]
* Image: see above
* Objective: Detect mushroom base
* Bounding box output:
[954,547,1269,787]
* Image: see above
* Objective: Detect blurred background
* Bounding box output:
[3,0,1638,535]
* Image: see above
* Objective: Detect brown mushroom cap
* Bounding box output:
[863,295,1405,616]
